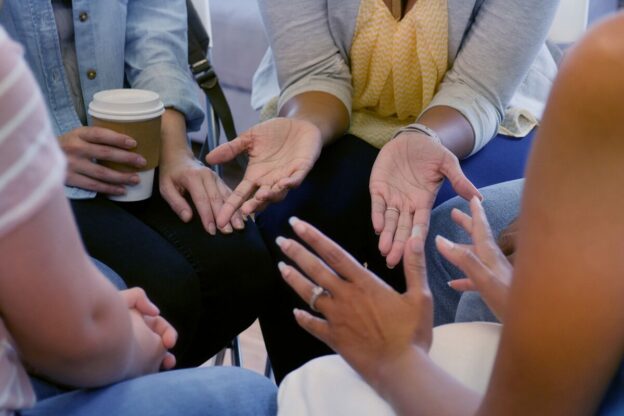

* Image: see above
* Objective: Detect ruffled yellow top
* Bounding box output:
[349,0,448,148]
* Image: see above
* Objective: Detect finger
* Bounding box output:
[123,287,160,316]
[161,352,176,370]
[378,205,400,256]
[200,173,229,235]
[293,308,331,345]
[205,136,248,165]
[240,184,273,216]
[288,217,372,284]
[447,278,477,292]
[160,180,194,223]
[80,126,136,149]
[85,143,147,169]
[440,154,482,202]
[72,158,140,185]
[183,173,218,235]
[370,192,387,235]
[410,206,432,248]
[216,181,245,230]
[276,235,345,294]
[469,197,495,243]
[403,225,430,292]
[144,315,178,350]
[278,261,333,313]
[450,207,473,234]
[216,179,257,229]
[385,208,412,268]
[277,167,309,189]
[435,235,492,289]
[66,172,127,195]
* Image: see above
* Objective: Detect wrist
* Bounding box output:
[367,346,428,398]
[393,123,443,146]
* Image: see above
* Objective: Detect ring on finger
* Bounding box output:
[386,207,400,214]
[309,285,331,312]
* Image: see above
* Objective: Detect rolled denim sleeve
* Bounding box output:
[124,0,204,131]
[258,0,353,116]
[423,0,559,155]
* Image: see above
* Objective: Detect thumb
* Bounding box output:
[205,136,247,165]
[440,154,482,202]
[403,225,429,292]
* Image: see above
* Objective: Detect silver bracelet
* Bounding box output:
[392,123,442,145]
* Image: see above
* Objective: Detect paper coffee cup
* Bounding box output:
[88,89,164,202]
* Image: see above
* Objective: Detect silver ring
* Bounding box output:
[386,207,400,214]
[309,285,329,312]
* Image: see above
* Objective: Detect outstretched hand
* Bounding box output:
[435,197,513,321]
[275,218,433,387]
[205,118,323,228]
[370,133,481,268]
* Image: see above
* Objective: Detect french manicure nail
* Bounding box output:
[288,216,304,233]
[436,235,455,249]
[276,236,287,247]
[234,218,245,229]
[447,280,454,288]
[207,223,216,235]
[278,261,288,274]
[223,224,233,234]
[411,225,422,238]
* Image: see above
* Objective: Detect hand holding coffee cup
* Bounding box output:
[88,89,165,202]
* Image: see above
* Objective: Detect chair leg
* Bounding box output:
[213,336,242,367]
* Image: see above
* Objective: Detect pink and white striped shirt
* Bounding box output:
[0,27,66,415]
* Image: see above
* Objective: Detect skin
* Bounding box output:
[0,185,177,388]
[60,108,244,236]
[207,0,479,268]
[275,15,624,415]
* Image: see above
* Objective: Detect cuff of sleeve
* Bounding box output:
[64,185,96,200]
[278,78,352,118]
[131,63,205,132]
[423,83,501,157]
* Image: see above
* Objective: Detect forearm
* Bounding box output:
[418,106,475,159]
[160,108,193,161]
[371,347,481,416]
[0,191,141,387]
[279,91,350,145]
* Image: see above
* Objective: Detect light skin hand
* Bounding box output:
[370,133,481,269]
[120,288,177,370]
[205,118,323,229]
[435,197,512,321]
[276,218,433,388]
[158,109,244,235]
[59,126,147,195]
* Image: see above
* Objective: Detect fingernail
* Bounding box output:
[288,216,305,233]
[411,225,422,238]
[115,187,127,195]
[276,236,288,248]
[207,223,216,235]
[436,235,454,249]
[278,261,289,276]
[234,218,245,229]
[136,157,147,167]
[180,209,191,222]
[125,138,137,147]
[386,263,395,270]
[130,175,140,184]
[293,308,303,318]
[222,224,234,234]
[447,280,454,288]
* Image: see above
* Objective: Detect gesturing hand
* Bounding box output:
[159,153,245,235]
[370,133,481,269]
[205,118,323,229]
[120,288,177,371]
[275,218,433,386]
[435,197,513,321]
[59,126,147,195]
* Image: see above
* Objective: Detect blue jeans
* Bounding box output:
[426,179,524,325]
[22,367,277,416]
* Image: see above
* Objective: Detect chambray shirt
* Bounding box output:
[0,0,204,199]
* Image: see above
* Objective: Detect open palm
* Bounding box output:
[206,118,322,228]
[370,133,480,268]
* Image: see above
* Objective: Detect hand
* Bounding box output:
[370,133,481,269]
[206,118,323,228]
[435,197,513,321]
[497,216,519,264]
[59,126,147,195]
[120,288,177,370]
[159,153,245,235]
[275,218,433,386]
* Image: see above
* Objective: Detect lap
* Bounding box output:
[24,367,277,416]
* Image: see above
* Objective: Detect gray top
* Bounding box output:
[252,0,560,154]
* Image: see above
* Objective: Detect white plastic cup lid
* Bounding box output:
[88,89,164,121]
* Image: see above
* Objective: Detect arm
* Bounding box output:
[0,187,166,388]
[424,0,559,154]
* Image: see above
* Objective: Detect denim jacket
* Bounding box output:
[0,0,204,199]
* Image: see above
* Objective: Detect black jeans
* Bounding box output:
[71,177,276,368]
